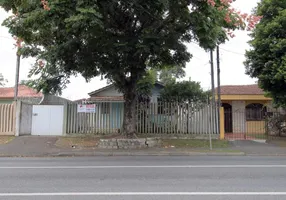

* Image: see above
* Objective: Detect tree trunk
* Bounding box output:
[122,83,137,138]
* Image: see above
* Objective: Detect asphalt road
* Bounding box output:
[1,156,286,200]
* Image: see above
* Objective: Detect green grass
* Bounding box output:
[55,136,99,148]
[252,134,267,139]
[162,139,229,148]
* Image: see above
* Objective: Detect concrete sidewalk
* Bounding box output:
[0,136,286,157]
[230,140,286,156]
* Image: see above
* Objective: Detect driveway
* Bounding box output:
[0,136,59,156]
[230,140,286,155]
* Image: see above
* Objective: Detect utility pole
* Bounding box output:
[14,52,21,101]
[216,45,221,135]
[209,49,215,150]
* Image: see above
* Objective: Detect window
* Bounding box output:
[246,103,266,121]
[102,103,110,114]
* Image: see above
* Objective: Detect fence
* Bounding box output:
[65,101,219,135]
[0,103,15,135]
[224,109,286,140]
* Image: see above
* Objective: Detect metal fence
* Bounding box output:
[65,101,219,135]
[0,103,15,135]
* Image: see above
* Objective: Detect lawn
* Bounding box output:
[162,139,229,148]
[250,134,268,139]
[0,136,15,145]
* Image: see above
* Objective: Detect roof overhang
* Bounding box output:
[217,94,272,101]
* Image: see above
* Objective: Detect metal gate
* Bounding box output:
[31,105,64,136]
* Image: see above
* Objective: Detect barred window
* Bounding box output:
[246,103,266,121]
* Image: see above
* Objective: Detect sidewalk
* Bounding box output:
[0,136,286,157]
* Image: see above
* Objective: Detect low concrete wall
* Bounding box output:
[98,138,162,149]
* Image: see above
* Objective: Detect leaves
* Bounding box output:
[0,0,243,95]
[245,0,286,108]
[160,80,208,103]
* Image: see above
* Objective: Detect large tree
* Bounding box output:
[245,0,286,108]
[1,0,251,137]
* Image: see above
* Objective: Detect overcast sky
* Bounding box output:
[0,0,259,100]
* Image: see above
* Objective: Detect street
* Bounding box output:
[0,156,286,200]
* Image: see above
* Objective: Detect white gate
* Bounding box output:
[31,105,64,136]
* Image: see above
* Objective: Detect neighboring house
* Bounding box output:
[0,85,72,105]
[216,84,276,135]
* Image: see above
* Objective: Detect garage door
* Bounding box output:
[31,105,64,136]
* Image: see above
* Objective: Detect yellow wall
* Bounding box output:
[246,121,266,134]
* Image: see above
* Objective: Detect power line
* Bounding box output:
[219,47,245,56]
[190,41,245,56]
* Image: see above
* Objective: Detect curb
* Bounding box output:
[0,151,246,157]
[48,151,246,157]
[245,154,286,156]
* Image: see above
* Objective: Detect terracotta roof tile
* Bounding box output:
[0,85,43,99]
[217,84,264,95]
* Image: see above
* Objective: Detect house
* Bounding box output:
[72,82,165,133]
[0,85,72,105]
[216,84,275,136]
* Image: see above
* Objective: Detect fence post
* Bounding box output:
[220,107,225,140]
[14,100,22,136]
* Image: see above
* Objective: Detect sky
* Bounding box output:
[0,0,260,101]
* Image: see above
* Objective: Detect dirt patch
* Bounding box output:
[55,137,100,149]
[0,136,15,145]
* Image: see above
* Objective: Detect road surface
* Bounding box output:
[0,156,286,200]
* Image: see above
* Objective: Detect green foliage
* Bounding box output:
[1,0,237,95]
[20,79,62,95]
[136,69,157,99]
[159,65,186,85]
[245,0,286,108]
[160,80,208,103]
